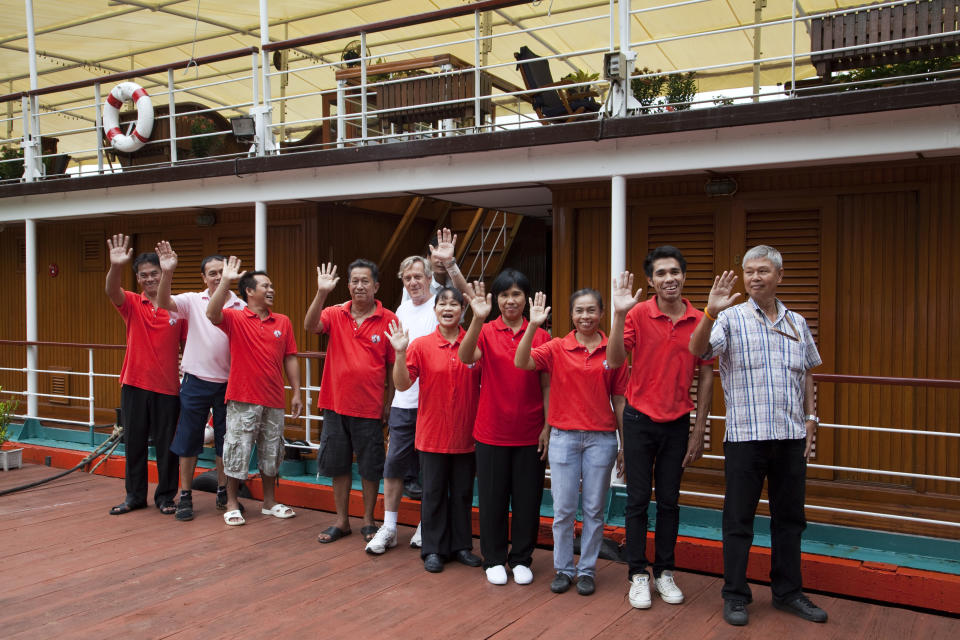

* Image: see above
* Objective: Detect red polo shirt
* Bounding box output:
[217,307,297,409]
[623,297,713,422]
[473,316,550,446]
[115,290,184,396]
[317,300,398,419]
[531,331,628,432]
[406,327,481,454]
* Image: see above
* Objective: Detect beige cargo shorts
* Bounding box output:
[223,400,285,479]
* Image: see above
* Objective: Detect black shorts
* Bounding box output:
[383,407,419,480]
[317,409,385,481]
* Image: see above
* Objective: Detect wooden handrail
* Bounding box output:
[0,47,259,105]
[262,0,530,53]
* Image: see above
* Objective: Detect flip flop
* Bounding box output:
[159,500,177,515]
[317,525,351,543]
[261,503,296,519]
[109,501,146,515]
[223,510,245,526]
[361,525,379,543]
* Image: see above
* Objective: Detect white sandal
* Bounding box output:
[261,503,296,519]
[223,509,245,526]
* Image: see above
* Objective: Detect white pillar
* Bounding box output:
[25,0,38,92]
[255,201,267,270]
[25,218,38,418]
[610,174,627,291]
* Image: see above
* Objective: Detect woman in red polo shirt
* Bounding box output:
[387,287,483,574]
[459,269,550,586]
[515,289,628,597]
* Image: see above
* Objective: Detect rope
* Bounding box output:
[0,425,123,498]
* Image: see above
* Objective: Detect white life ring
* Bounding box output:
[102,81,154,153]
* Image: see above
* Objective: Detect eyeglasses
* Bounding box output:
[756,308,800,342]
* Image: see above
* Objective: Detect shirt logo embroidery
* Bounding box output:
[371,335,380,344]
[602,359,610,370]
[274,330,282,338]
[465,362,476,369]
[168,318,177,326]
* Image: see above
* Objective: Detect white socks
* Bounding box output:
[383,510,398,529]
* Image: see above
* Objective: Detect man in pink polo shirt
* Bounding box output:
[156,241,245,521]
[607,245,714,610]
[105,234,185,516]
[304,258,398,545]
[207,256,302,526]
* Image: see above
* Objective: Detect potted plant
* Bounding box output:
[0,388,22,471]
[559,68,601,101]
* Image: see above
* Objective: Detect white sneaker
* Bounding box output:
[512,564,533,585]
[654,570,684,604]
[410,521,422,549]
[485,564,508,585]
[629,573,652,609]
[364,526,397,555]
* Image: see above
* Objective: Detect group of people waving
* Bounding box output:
[108,230,827,626]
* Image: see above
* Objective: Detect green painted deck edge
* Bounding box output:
[12,421,960,576]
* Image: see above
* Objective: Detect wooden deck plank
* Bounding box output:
[2,465,958,639]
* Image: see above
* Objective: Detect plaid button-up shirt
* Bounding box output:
[704,298,821,442]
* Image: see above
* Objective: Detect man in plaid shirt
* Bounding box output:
[689,245,827,628]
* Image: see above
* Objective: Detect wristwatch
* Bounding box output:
[804,414,819,425]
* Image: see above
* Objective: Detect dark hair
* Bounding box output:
[489,268,532,320]
[569,288,604,314]
[347,258,379,283]
[238,270,268,302]
[132,252,160,274]
[200,254,227,274]
[434,286,465,308]
[427,234,439,250]
[643,245,687,277]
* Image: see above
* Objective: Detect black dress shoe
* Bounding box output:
[403,479,423,501]
[575,575,595,596]
[454,550,482,567]
[773,594,828,623]
[723,599,749,626]
[550,572,572,594]
[423,553,444,573]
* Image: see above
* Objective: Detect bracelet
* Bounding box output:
[704,307,715,321]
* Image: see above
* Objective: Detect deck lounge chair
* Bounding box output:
[514,46,600,124]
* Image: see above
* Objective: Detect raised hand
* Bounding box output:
[429,227,457,266]
[465,280,492,321]
[221,255,246,283]
[706,270,741,317]
[155,240,178,272]
[612,271,643,315]
[316,262,339,294]
[107,234,133,266]
[385,319,409,352]
[528,292,551,326]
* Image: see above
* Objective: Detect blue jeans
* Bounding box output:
[548,427,618,578]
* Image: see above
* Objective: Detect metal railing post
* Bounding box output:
[790,0,797,96]
[94,83,104,173]
[167,69,178,165]
[88,348,95,444]
[303,359,312,444]
[474,10,482,132]
[336,79,347,148]
[359,32,369,143]
[20,96,39,182]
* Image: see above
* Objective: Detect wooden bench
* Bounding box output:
[810,0,960,78]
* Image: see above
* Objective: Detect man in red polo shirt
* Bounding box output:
[206,256,302,526]
[607,245,714,610]
[304,258,398,545]
[105,234,185,516]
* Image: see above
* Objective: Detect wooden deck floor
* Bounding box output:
[1,464,958,640]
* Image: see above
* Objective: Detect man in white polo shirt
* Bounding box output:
[156,241,245,521]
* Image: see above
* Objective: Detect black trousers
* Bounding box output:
[722,438,807,603]
[121,385,180,507]
[623,406,689,579]
[419,451,476,559]
[475,441,545,569]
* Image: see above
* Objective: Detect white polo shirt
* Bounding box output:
[391,294,438,409]
[174,289,245,383]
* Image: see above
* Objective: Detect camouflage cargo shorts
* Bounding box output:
[223,400,285,480]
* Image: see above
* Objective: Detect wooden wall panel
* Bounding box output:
[551,155,960,534]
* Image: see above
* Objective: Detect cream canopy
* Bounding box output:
[0,0,861,155]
